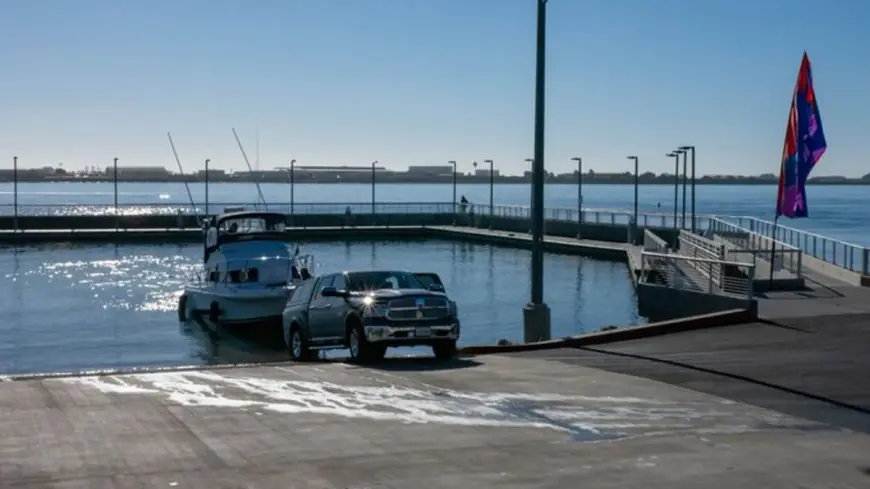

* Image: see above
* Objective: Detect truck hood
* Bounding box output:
[353,289,446,300]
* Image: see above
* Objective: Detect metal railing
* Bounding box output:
[676,231,726,286]
[708,217,803,278]
[640,251,755,300]
[473,203,716,230]
[0,202,458,217]
[643,229,670,253]
[720,215,869,275]
[0,199,714,232]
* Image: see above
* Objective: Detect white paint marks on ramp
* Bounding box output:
[62,370,814,441]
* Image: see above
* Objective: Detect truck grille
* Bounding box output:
[385,296,449,321]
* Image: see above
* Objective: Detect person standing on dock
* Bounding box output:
[460,195,469,213]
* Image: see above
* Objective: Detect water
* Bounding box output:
[1,182,868,245]
[0,240,641,376]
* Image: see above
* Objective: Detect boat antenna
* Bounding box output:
[167,132,200,224]
[232,127,268,210]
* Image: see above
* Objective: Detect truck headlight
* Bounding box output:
[355,299,386,318]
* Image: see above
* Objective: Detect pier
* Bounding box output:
[2,200,867,325]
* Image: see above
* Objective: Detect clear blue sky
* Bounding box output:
[2,0,869,176]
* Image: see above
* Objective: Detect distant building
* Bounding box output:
[108,166,171,179]
[474,169,500,177]
[407,165,454,176]
[196,169,227,179]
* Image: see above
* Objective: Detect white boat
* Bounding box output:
[178,209,315,325]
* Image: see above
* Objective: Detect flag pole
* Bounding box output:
[771,59,801,287]
[769,216,778,284]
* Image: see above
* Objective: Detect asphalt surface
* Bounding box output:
[519,313,870,434]
[2,345,869,488]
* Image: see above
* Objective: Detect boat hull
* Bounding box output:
[184,286,292,324]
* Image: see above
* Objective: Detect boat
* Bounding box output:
[178,209,315,326]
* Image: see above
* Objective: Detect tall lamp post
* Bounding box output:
[371,160,377,219]
[12,156,18,233]
[626,156,639,230]
[484,159,494,227]
[679,145,696,232]
[289,159,296,225]
[666,152,679,231]
[524,158,534,234]
[523,0,551,344]
[674,148,687,229]
[113,157,119,231]
[204,159,210,216]
[570,157,583,230]
[448,160,457,224]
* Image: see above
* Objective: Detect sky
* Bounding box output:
[1,0,869,177]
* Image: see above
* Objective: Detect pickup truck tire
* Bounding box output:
[433,341,457,360]
[347,323,385,364]
[177,294,188,322]
[288,325,313,362]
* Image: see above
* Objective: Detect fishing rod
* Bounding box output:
[167,132,201,224]
[232,127,268,210]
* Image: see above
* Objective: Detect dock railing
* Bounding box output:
[719,215,868,275]
[676,230,726,286]
[708,217,803,278]
[640,250,755,300]
[643,229,670,253]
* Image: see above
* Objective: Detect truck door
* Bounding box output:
[307,275,335,340]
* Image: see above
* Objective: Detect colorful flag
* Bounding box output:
[775,52,827,218]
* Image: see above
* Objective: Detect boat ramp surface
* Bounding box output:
[2,317,870,489]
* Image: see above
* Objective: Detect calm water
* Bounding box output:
[0,240,641,376]
[1,182,868,245]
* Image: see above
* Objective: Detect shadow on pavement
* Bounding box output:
[351,356,482,372]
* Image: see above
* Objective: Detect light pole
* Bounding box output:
[626,156,639,230]
[12,156,18,233]
[113,157,119,231]
[448,160,457,224]
[679,145,696,232]
[371,160,377,219]
[289,159,296,225]
[570,157,582,229]
[204,159,210,216]
[484,159,494,227]
[666,152,679,231]
[674,148,687,229]
[525,158,534,234]
[523,0,551,344]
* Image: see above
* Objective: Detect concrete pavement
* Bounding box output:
[2,354,868,488]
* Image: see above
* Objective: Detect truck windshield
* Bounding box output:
[346,271,425,291]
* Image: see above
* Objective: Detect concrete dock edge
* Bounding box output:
[458,308,755,355]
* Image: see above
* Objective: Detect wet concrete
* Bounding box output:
[1,354,868,488]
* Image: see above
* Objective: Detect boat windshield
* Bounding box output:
[346,271,425,291]
[218,214,286,235]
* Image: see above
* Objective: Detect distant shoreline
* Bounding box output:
[0,177,867,186]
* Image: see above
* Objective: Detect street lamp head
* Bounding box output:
[679,145,694,151]
[674,149,686,154]
[448,160,456,165]
[666,153,677,157]
[524,158,534,163]
[626,156,638,160]
[484,159,493,164]
[570,157,581,162]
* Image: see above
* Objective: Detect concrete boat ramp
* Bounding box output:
[3,337,870,488]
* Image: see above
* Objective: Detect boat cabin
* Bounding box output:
[203,211,288,262]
